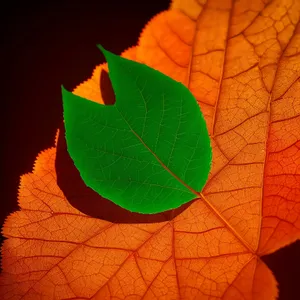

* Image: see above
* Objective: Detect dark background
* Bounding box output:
[1,1,299,299]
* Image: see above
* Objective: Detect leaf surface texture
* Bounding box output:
[1,0,300,299]
[62,46,211,214]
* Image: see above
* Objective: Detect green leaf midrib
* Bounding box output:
[109,58,201,197]
[74,134,190,193]
[114,105,200,198]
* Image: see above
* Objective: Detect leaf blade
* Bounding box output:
[62,46,212,214]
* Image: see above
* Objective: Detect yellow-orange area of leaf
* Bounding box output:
[1,0,300,299]
[72,46,137,104]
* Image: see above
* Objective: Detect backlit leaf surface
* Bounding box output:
[1,0,300,299]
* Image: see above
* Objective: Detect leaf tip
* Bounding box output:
[96,44,107,55]
[61,85,68,95]
[61,86,73,107]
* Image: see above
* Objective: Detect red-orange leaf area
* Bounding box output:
[1,0,300,299]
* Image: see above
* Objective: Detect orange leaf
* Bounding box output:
[1,0,300,299]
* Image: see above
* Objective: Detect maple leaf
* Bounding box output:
[1,0,300,300]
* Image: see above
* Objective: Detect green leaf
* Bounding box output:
[61,45,212,214]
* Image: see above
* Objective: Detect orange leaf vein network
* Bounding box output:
[1,0,300,299]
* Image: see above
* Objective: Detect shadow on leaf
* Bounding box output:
[55,123,196,223]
